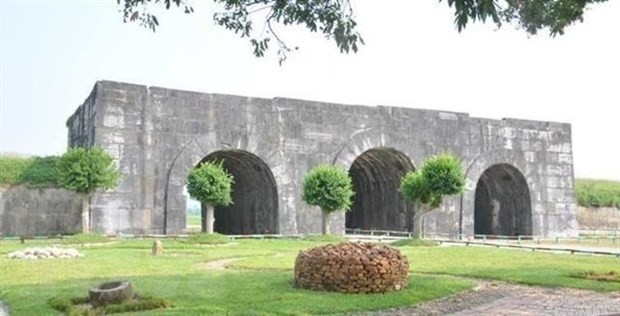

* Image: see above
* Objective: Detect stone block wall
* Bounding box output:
[0,186,81,236]
[66,81,578,237]
[577,206,620,231]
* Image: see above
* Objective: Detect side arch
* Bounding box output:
[198,149,279,234]
[332,129,420,233]
[163,128,286,234]
[460,149,534,237]
[474,163,532,236]
[346,147,416,231]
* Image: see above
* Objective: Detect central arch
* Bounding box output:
[198,149,279,234]
[474,163,532,237]
[346,147,415,231]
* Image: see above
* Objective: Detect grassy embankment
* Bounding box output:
[575,179,620,208]
[0,156,58,188]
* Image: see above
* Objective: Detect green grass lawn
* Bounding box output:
[186,214,201,232]
[0,239,618,315]
[401,245,620,292]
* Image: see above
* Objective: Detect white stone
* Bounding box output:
[7,247,83,260]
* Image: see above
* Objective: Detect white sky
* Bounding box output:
[1,0,619,180]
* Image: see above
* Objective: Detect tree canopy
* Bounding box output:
[186,160,234,234]
[56,147,120,194]
[56,147,120,233]
[400,154,465,209]
[302,164,354,213]
[302,164,354,234]
[400,154,465,237]
[186,160,234,207]
[118,0,608,62]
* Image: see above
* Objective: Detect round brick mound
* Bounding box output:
[294,242,409,293]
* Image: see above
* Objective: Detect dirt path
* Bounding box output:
[365,281,620,316]
[197,258,239,270]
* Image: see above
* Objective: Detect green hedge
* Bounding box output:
[575,179,620,208]
[0,156,59,187]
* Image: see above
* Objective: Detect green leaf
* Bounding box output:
[186,160,234,207]
[400,154,465,210]
[56,147,120,194]
[302,164,355,213]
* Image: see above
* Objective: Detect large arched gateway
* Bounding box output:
[197,150,279,235]
[474,164,532,237]
[346,147,415,231]
[62,80,578,238]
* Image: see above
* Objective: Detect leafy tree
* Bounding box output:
[186,161,234,234]
[400,154,465,238]
[302,164,354,235]
[56,147,121,233]
[118,0,607,62]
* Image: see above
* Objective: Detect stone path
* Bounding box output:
[365,281,620,316]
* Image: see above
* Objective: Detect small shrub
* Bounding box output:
[64,233,110,244]
[391,238,438,247]
[48,297,72,313]
[49,295,170,315]
[104,296,171,313]
[186,232,230,245]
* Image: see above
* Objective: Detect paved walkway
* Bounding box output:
[366,281,620,316]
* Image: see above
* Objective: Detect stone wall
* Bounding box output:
[0,186,81,236]
[577,206,620,231]
[66,80,578,237]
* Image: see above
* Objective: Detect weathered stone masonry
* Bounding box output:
[66,80,578,237]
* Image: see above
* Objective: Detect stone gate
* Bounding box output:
[66,81,578,237]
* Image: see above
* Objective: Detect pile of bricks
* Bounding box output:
[294,242,409,293]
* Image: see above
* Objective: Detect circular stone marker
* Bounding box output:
[294,242,409,293]
[89,281,134,306]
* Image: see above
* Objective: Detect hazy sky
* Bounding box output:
[1,0,619,180]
